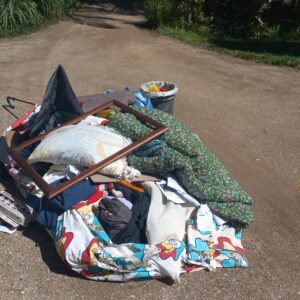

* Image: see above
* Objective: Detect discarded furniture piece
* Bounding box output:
[7,100,168,199]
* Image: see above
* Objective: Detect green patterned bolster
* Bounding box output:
[108,109,253,227]
[109,111,152,140]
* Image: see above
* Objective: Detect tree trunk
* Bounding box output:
[187,0,194,27]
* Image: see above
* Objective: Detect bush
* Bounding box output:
[257,24,300,41]
[0,0,41,29]
[34,0,79,20]
[144,0,184,28]
[145,0,206,29]
[0,0,79,31]
[144,0,268,37]
[203,0,267,37]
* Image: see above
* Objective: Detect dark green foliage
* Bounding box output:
[203,0,267,38]
[144,0,184,28]
[263,0,300,29]
[35,0,66,19]
[144,0,205,29]
[35,0,80,20]
[145,0,274,38]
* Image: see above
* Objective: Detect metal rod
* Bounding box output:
[6,96,36,107]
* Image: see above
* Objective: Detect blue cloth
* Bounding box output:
[133,91,153,110]
[26,178,97,229]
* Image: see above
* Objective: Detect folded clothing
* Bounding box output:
[101,195,133,210]
[98,197,132,239]
[26,178,102,229]
[143,181,195,245]
[109,182,150,245]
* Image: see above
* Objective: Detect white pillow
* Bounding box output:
[28,124,132,177]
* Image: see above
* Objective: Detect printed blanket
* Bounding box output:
[108,108,253,227]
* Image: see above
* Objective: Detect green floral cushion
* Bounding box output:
[108,108,253,227]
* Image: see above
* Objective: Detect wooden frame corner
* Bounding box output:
[8,100,168,199]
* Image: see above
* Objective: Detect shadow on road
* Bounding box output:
[71,10,120,29]
[22,222,80,278]
[209,37,300,56]
[0,164,77,277]
[83,0,144,14]
[71,0,148,29]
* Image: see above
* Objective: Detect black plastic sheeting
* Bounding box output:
[29,65,83,137]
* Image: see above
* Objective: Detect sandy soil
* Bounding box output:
[0,4,299,300]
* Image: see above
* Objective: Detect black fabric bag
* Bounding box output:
[29,65,83,137]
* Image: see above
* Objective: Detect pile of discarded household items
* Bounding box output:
[0,66,253,282]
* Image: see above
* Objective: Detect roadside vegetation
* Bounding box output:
[0,0,299,67]
[0,0,80,37]
[145,0,300,68]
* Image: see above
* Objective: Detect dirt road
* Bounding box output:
[0,3,299,300]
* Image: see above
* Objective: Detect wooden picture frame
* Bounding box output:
[8,100,168,199]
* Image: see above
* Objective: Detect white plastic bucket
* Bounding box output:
[140,81,178,114]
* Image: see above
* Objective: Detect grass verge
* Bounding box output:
[160,26,300,68]
[0,22,51,38]
[0,0,80,39]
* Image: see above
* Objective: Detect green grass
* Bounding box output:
[0,0,80,39]
[0,19,56,38]
[0,0,41,29]
[160,26,300,68]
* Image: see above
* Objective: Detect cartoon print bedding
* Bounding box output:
[50,184,247,282]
